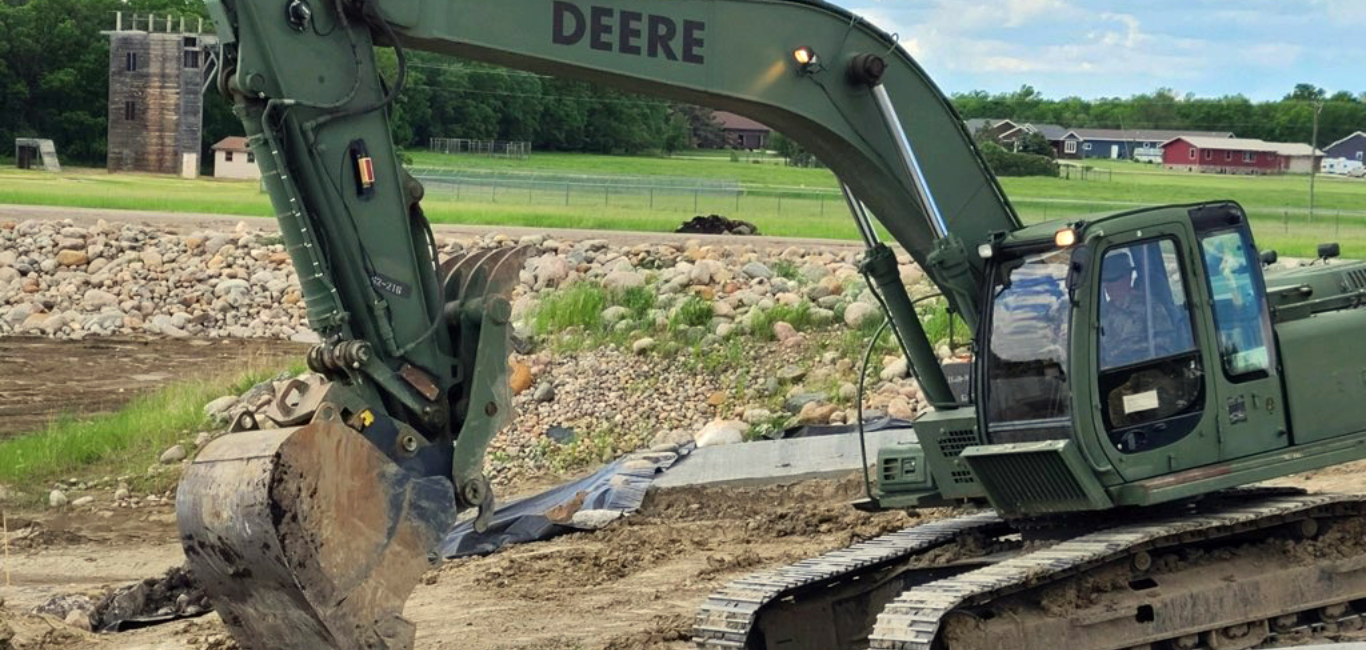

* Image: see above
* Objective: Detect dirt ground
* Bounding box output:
[0,476,923,650]
[0,337,308,437]
[6,463,1366,650]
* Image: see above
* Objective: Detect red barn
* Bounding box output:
[1161,136,1284,175]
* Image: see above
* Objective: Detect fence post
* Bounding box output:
[694,189,699,213]
[820,195,825,216]
[565,183,570,206]
[650,187,654,209]
[604,184,609,206]
[455,182,461,201]
[1284,210,1288,232]
[492,180,497,203]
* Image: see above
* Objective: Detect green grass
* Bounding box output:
[668,295,714,330]
[5,152,1366,258]
[531,281,610,335]
[0,359,305,494]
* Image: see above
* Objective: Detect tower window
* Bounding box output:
[124,100,136,121]
[184,50,200,68]
[126,52,137,72]
[183,36,198,48]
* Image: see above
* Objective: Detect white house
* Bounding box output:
[212,136,261,180]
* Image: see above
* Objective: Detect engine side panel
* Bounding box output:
[1277,306,1366,444]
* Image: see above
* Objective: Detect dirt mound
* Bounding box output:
[674,215,758,236]
[601,614,692,650]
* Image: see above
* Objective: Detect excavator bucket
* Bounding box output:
[176,414,456,650]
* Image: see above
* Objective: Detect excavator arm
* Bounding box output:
[177,0,1020,648]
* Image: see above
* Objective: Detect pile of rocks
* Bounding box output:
[0,219,311,341]
[7,217,946,486]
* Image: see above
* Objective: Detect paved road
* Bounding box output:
[0,203,864,250]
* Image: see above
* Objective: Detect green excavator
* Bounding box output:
[177,0,1366,648]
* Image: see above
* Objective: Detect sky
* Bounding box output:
[844,0,1365,100]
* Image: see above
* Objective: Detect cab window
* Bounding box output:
[1097,238,1204,452]
[1199,230,1272,379]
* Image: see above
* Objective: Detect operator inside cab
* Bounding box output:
[1100,251,1176,369]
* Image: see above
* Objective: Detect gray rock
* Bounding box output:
[570,509,625,529]
[601,305,632,325]
[844,301,878,328]
[694,420,747,447]
[777,365,806,383]
[880,357,909,381]
[784,392,828,413]
[204,395,239,421]
[159,444,187,464]
[603,270,645,291]
[114,488,130,501]
[740,261,773,280]
[64,609,93,632]
[49,489,68,508]
[742,408,773,424]
[533,382,556,403]
[632,337,655,354]
[214,279,250,297]
[195,432,213,448]
[71,495,95,507]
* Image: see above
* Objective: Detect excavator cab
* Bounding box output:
[876,202,1293,517]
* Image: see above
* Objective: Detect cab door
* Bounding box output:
[1087,223,1221,480]
[1190,208,1288,459]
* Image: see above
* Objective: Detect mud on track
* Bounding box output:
[0,337,308,438]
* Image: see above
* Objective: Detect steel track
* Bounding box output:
[870,492,1366,650]
[693,511,1008,649]
[694,490,1366,650]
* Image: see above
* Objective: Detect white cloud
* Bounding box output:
[848,0,1324,98]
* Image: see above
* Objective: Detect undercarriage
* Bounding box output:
[696,489,1366,650]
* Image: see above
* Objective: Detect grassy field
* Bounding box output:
[4,151,1366,257]
[0,359,303,496]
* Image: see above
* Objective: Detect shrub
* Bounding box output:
[978,142,1059,177]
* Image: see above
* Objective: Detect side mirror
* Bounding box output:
[1260,249,1278,267]
[1066,244,1091,304]
[1318,242,1341,262]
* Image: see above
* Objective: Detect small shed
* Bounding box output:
[15,138,61,172]
[712,111,771,150]
[212,136,260,180]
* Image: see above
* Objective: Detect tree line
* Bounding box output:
[2,0,1363,167]
[954,84,1366,148]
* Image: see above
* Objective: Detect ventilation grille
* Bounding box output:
[966,449,1092,514]
[881,458,899,483]
[1345,268,1366,291]
[937,429,977,457]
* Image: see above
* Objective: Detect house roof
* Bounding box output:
[712,111,770,132]
[1067,128,1234,142]
[1000,123,1069,141]
[1161,136,1322,156]
[1325,131,1366,151]
[964,118,1017,134]
[212,136,250,152]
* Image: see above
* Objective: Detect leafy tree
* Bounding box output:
[1016,131,1054,157]
[672,105,726,149]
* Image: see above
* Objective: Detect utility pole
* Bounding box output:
[1310,100,1324,222]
